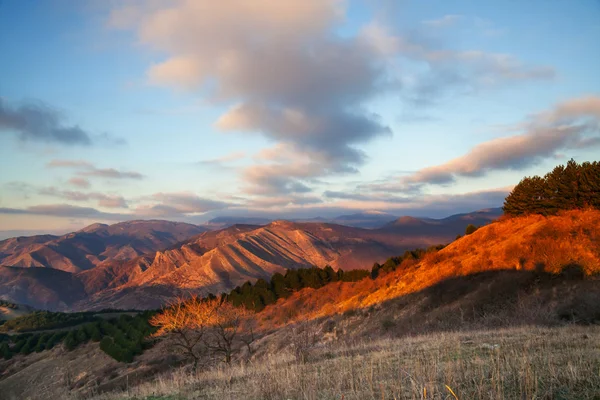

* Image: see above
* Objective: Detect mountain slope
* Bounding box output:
[0,209,503,310]
[0,220,206,273]
[382,207,502,233]
[258,209,600,325]
[331,211,398,228]
[0,266,87,310]
[75,221,413,309]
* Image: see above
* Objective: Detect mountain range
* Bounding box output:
[0,208,502,310]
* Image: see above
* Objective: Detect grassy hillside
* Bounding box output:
[0,209,598,399]
[258,209,600,326]
[88,326,600,400]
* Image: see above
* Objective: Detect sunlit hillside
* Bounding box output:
[258,209,600,326]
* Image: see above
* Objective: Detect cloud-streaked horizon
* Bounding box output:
[0,0,598,232]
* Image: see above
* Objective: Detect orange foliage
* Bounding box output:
[258,209,600,328]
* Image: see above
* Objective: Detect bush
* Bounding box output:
[381,318,396,331]
[465,224,478,235]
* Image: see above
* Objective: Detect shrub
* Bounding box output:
[465,224,478,235]
[381,318,396,331]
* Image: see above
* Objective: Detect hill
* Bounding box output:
[0,220,207,273]
[0,210,598,400]
[257,209,600,326]
[330,211,398,228]
[0,209,500,310]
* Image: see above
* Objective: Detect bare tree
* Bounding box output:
[205,301,252,365]
[150,296,255,368]
[149,296,218,370]
[291,319,319,363]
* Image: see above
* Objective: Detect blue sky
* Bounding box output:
[1,0,599,234]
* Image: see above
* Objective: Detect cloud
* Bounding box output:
[0,99,124,146]
[134,192,234,217]
[403,96,600,186]
[0,204,130,220]
[47,159,144,180]
[362,23,555,105]
[109,1,394,195]
[80,168,144,180]
[109,1,555,197]
[68,177,91,188]
[198,151,246,167]
[323,190,412,203]
[244,194,324,209]
[422,15,463,28]
[39,187,128,208]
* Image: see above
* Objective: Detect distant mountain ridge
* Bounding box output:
[0,208,502,310]
[0,220,207,273]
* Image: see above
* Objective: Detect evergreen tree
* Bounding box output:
[465,224,478,235]
[0,342,11,360]
[64,331,78,351]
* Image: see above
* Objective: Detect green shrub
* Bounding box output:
[465,224,478,235]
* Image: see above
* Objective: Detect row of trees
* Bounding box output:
[0,313,155,361]
[0,310,96,333]
[503,160,600,216]
[371,245,445,278]
[226,266,370,312]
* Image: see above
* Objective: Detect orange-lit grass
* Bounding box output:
[258,209,600,327]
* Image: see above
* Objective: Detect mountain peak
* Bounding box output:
[78,223,109,233]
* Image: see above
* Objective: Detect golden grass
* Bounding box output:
[90,325,600,400]
[258,210,600,326]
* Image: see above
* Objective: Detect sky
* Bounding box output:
[1,0,599,235]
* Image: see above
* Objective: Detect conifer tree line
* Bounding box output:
[0,312,155,362]
[503,159,600,216]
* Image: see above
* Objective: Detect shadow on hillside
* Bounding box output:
[345,265,600,338]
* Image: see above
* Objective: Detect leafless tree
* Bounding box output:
[149,296,217,370]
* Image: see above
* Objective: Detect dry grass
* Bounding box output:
[258,210,600,326]
[90,325,600,400]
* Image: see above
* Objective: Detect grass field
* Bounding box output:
[91,325,600,400]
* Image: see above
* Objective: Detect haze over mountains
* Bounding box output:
[0,208,501,310]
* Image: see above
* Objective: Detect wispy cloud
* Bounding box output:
[47,159,144,180]
[39,187,128,208]
[422,14,463,28]
[402,96,600,186]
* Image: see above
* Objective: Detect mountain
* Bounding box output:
[1,209,598,400]
[0,209,502,310]
[203,217,272,230]
[330,211,398,228]
[382,207,502,234]
[0,220,207,273]
[74,221,413,310]
[258,208,600,327]
[0,266,87,310]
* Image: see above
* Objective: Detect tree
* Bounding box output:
[291,319,318,364]
[503,176,548,216]
[503,159,600,216]
[0,342,12,360]
[64,331,78,351]
[149,296,218,370]
[465,224,478,235]
[205,301,252,365]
